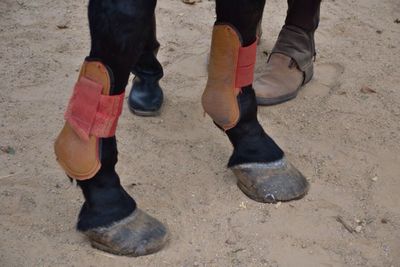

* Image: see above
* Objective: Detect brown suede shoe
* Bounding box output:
[254,53,304,105]
[83,209,168,257]
[255,25,315,106]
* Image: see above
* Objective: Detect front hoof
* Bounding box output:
[83,209,168,257]
[231,157,309,203]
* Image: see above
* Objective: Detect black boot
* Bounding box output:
[128,16,164,116]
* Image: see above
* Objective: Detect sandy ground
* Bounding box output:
[1,0,399,266]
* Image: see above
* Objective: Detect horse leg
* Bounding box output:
[202,0,309,203]
[128,14,164,116]
[54,0,168,256]
[254,0,322,105]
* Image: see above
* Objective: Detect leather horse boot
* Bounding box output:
[128,15,164,116]
[202,24,309,203]
[254,0,321,105]
[54,60,168,256]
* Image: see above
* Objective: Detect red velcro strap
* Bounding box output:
[64,77,124,141]
[235,38,258,89]
[91,93,124,138]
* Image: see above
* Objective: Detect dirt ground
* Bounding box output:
[0,0,399,266]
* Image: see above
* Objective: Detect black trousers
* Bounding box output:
[285,0,321,32]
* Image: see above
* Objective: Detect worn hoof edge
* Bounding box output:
[82,209,168,257]
[231,157,310,203]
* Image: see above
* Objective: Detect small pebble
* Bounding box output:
[275,202,282,209]
[0,145,15,155]
[355,225,362,233]
[371,176,378,182]
[225,239,236,245]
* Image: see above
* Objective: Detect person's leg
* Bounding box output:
[54,0,167,256]
[202,0,309,203]
[285,0,321,33]
[128,14,164,116]
[254,0,321,106]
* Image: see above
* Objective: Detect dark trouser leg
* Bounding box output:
[55,0,167,256]
[128,15,164,116]
[285,0,321,33]
[254,0,321,106]
[203,0,309,202]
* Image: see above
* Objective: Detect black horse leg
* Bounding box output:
[214,0,284,164]
[55,0,168,256]
[128,14,164,116]
[204,0,309,202]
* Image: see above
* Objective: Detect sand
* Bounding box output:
[0,0,399,266]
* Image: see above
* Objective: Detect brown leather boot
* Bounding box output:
[254,25,315,105]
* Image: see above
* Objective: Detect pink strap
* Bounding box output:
[235,38,258,89]
[64,77,124,141]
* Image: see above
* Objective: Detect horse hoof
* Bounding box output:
[231,157,309,203]
[83,209,168,257]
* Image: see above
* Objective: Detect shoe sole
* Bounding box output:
[256,89,299,106]
[256,71,315,106]
[128,106,160,117]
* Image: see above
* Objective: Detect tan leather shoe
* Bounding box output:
[254,53,304,105]
[255,25,315,106]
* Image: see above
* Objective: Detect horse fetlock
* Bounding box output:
[226,88,284,167]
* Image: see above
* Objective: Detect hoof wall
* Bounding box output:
[231,157,309,203]
[83,209,168,257]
